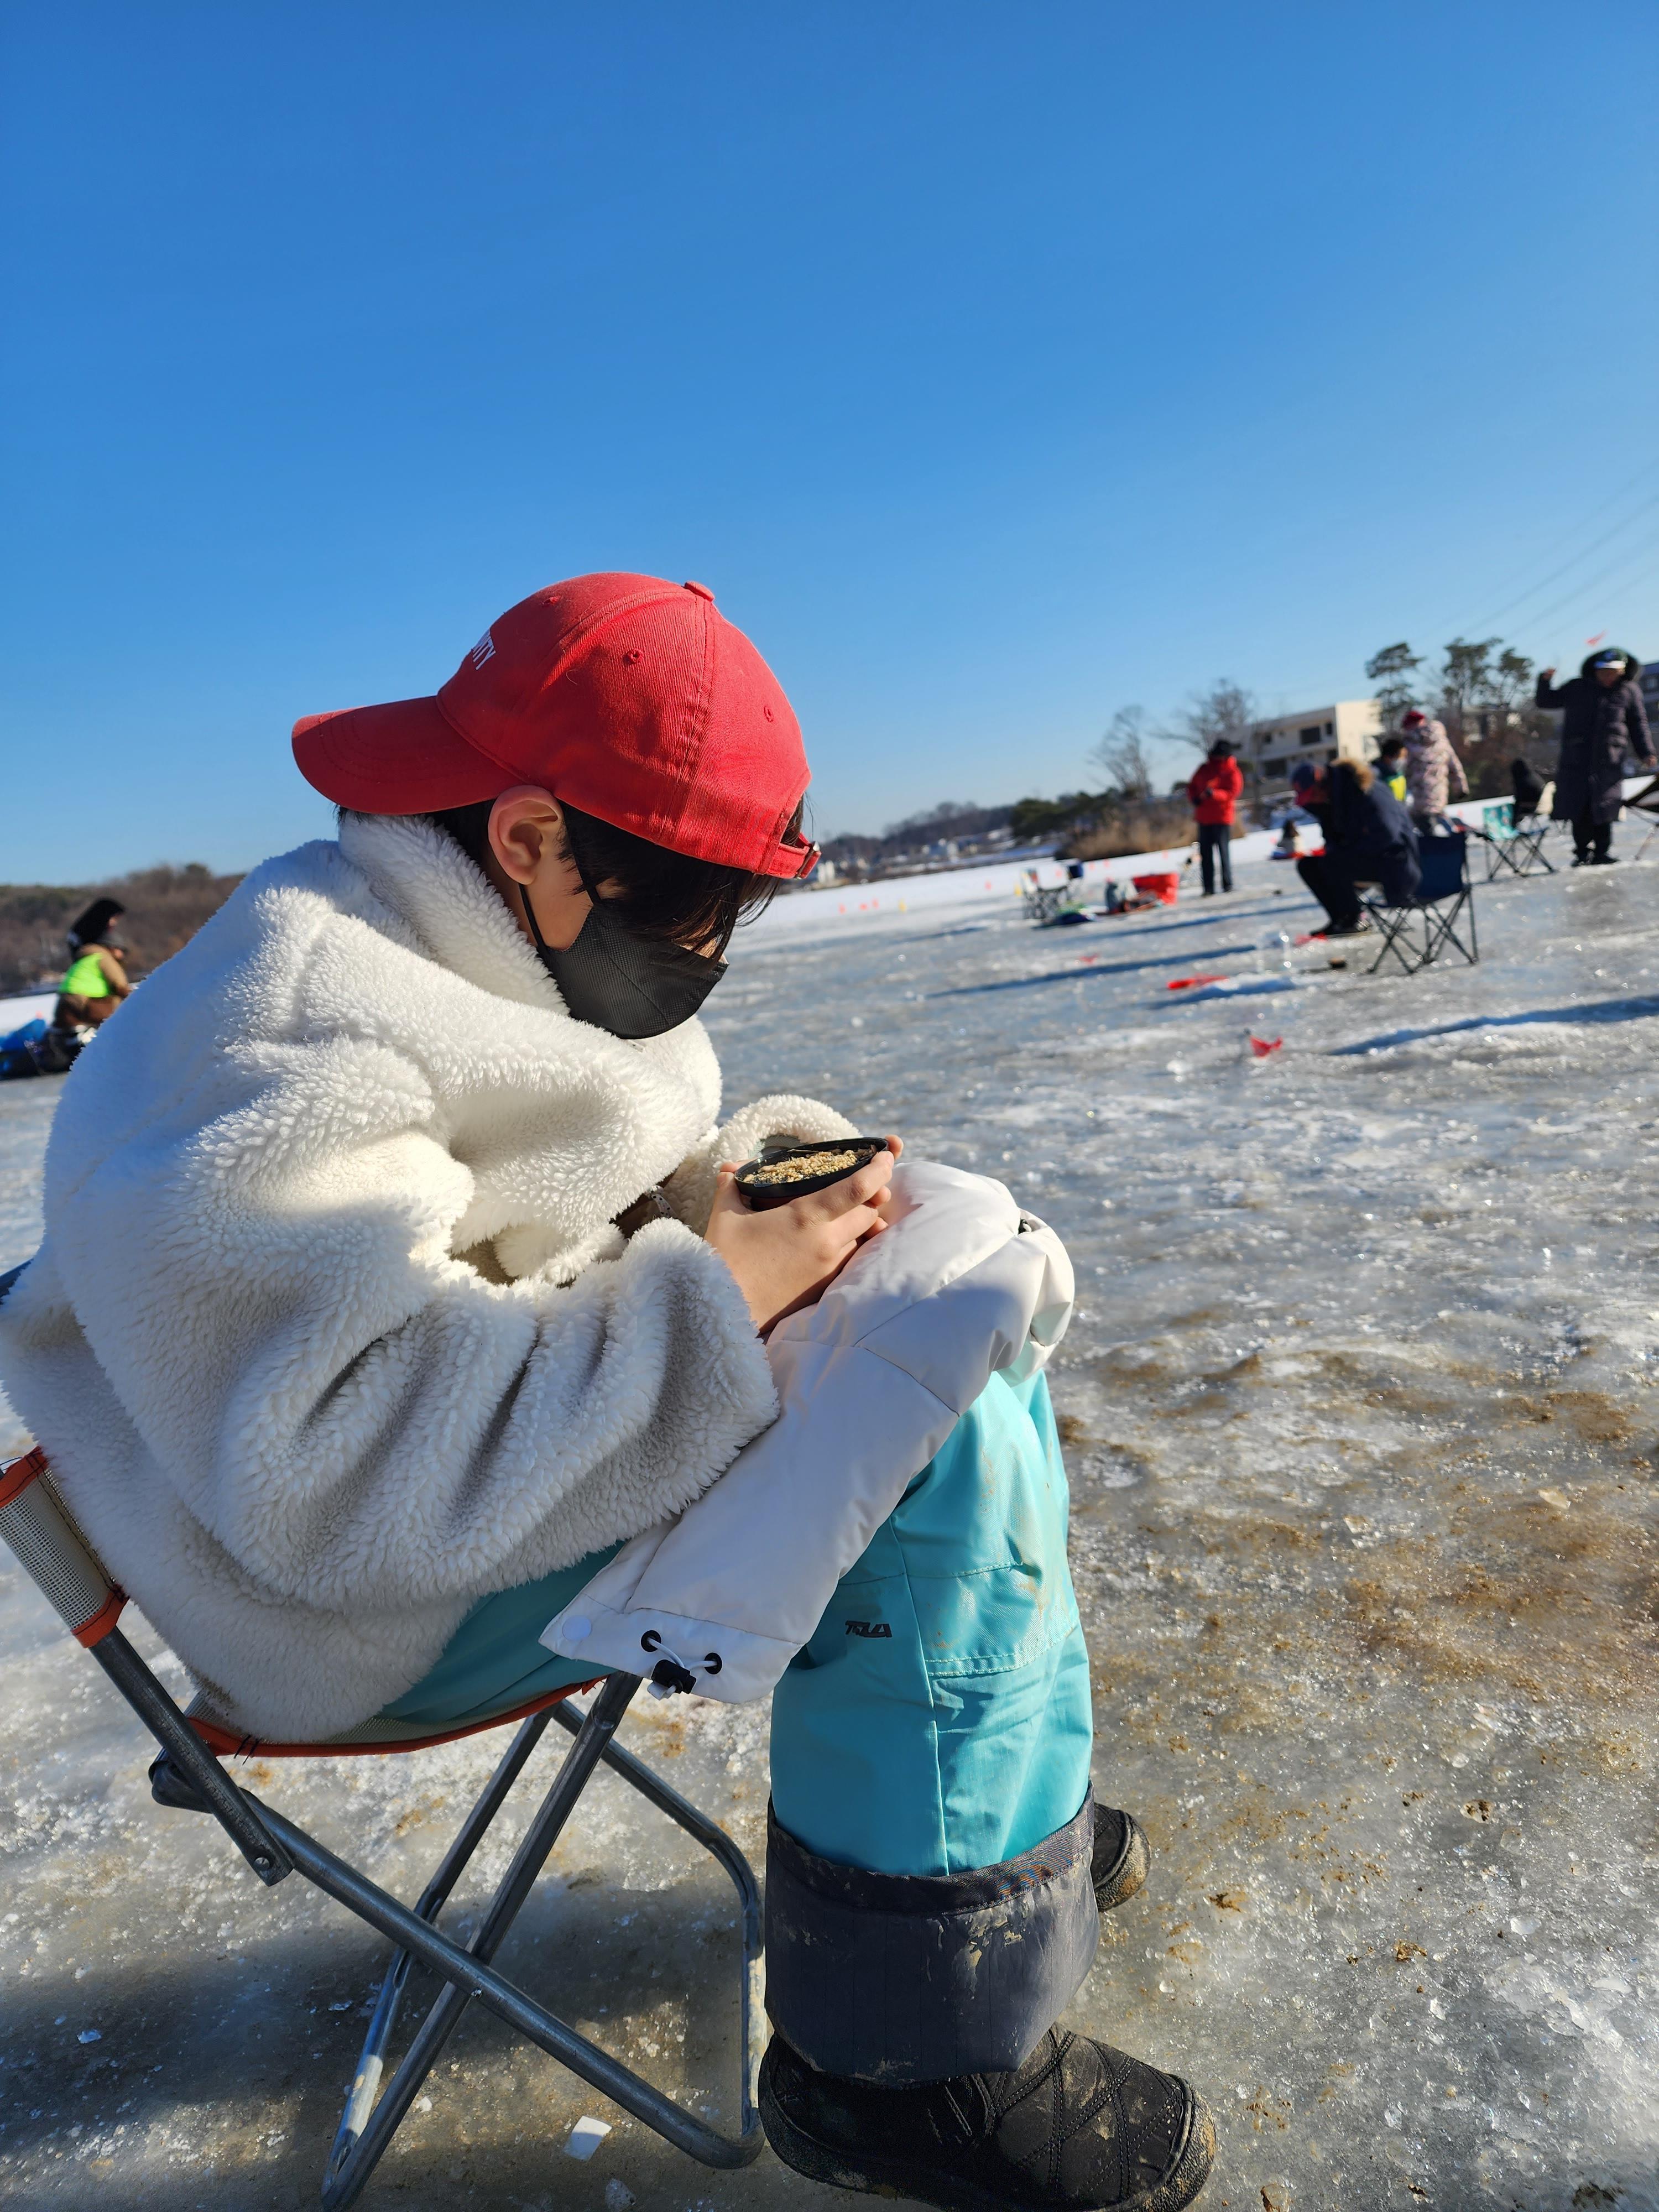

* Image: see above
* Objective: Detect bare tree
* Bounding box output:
[1437,637,1503,743]
[1089,706,1155,798]
[1164,680,1258,764]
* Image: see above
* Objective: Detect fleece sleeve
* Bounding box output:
[17,1037,779,1613]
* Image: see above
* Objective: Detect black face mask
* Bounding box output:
[520,883,726,1039]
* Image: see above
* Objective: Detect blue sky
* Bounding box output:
[5,2,1656,879]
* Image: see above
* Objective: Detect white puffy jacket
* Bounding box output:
[546,1157,1073,1702]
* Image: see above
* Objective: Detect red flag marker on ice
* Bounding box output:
[1249,1035,1284,1057]
[1167,974,1229,990]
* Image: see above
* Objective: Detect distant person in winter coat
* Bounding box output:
[1537,648,1655,865]
[0,573,1213,2212]
[1187,739,1243,894]
[1291,759,1421,935]
[1399,709,1467,834]
[1375,735,1408,803]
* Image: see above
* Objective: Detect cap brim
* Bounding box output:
[292,696,510,814]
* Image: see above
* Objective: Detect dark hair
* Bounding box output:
[424,798,800,957]
[68,897,126,949]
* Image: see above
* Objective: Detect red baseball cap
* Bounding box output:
[293,573,818,879]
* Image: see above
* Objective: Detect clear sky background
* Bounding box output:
[5,2,1656,879]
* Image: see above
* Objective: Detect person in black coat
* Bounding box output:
[1537,648,1655,865]
[1290,758,1421,935]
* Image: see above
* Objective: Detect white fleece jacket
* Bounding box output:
[0,814,854,1739]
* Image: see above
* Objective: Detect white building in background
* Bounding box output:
[1247,698,1382,787]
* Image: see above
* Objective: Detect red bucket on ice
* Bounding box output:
[1132,872,1180,906]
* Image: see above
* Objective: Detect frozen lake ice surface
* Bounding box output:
[2,839,1657,2210]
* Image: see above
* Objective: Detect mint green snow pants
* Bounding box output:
[383,1370,1093,1884]
[768,1366,1092,1877]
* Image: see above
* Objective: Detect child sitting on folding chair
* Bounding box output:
[0,575,1213,2212]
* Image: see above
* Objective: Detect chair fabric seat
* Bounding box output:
[1410,837,1469,904]
[1359,834,1478,975]
[183,1681,602,1760]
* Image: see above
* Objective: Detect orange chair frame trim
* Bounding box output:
[189,1681,605,1762]
[1,1443,128,1645]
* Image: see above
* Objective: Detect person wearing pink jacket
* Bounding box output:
[1399,708,1467,833]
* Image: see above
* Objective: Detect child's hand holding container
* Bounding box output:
[705,1136,901,1331]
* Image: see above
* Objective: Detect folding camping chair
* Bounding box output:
[1624,774,1659,864]
[0,1422,765,2208]
[1021,878,1072,924]
[1472,797,1556,881]
[1359,834,1478,977]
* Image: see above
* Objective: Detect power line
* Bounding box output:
[1515,534,1659,649]
[1452,486,1659,639]
[1430,453,1659,637]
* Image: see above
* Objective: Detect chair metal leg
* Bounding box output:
[547,1697,766,2127]
[242,1786,764,2190]
[300,1671,763,2207]
[96,1628,291,1885]
[1364,904,1413,975]
[317,1672,641,2208]
[326,1708,558,2189]
[113,1640,763,2200]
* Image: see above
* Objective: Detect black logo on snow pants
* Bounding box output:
[844,1620,893,1638]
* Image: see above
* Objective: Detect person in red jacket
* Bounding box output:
[1187,739,1244,894]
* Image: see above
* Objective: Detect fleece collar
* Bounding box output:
[337,810,569,1015]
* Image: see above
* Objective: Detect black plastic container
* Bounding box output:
[734,1136,890,1210]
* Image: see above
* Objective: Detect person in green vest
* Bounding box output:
[53,898,132,1033]
[1376,734,1409,804]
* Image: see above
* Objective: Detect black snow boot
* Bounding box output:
[1091,1803,1150,1913]
[759,2026,1216,2212]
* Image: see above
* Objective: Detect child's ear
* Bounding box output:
[487,787,564,883]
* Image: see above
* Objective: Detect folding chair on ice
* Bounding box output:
[1624,774,1659,865]
[1359,834,1478,977]
[0,1423,764,2209]
[1472,796,1556,881]
[1021,879,1072,924]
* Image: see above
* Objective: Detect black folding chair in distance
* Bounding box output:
[0,1415,764,2208]
[1360,834,1478,977]
[1624,774,1659,865]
